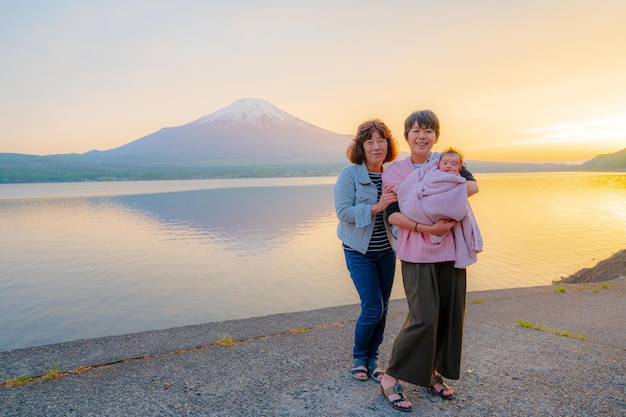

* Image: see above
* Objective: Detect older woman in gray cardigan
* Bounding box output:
[334,119,399,387]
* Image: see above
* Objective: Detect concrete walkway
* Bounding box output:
[1,278,625,416]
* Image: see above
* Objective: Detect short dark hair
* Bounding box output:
[347,119,399,164]
[403,110,440,139]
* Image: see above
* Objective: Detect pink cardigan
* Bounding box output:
[383,157,483,267]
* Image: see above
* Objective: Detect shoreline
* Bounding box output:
[2,249,625,415]
[2,247,625,374]
[2,248,624,356]
[1,277,624,416]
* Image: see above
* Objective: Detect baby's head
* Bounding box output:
[438,148,464,173]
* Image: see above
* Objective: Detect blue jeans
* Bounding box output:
[343,247,396,360]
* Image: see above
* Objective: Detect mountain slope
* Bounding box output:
[86,98,353,166]
[579,148,626,171]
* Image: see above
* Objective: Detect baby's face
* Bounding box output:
[438,155,461,173]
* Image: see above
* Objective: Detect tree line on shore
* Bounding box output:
[1,148,624,184]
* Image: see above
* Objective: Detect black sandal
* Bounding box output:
[367,358,385,382]
[430,373,455,400]
[350,358,368,381]
[381,382,412,412]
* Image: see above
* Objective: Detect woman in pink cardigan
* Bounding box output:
[379,110,479,412]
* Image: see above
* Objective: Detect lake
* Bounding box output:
[1,172,625,352]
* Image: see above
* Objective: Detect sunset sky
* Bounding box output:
[1,0,625,163]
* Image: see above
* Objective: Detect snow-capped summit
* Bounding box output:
[194,98,312,130]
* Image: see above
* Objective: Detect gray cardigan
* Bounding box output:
[334,163,384,254]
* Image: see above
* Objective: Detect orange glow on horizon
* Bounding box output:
[1,1,625,164]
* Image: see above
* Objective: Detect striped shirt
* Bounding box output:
[367,172,392,252]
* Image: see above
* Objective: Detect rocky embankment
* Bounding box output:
[560,249,626,283]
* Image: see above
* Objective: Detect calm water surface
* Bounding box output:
[1,173,625,352]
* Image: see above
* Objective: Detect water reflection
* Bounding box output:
[115,185,336,253]
[0,182,374,352]
[468,172,626,289]
[1,173,625,352]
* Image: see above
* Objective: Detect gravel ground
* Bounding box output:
[1,278,625,416]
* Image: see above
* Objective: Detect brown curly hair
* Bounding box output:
[346,119,399,164]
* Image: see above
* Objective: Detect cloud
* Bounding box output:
[515,114,626,146]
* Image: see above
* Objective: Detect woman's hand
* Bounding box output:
[388,213,455,235]
[372,184,398,214]
[426,219,456,236]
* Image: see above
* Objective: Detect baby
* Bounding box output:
[398,147,469,244]
[395,146,483,267]
[422,147,466,243]
[437,148,463,174]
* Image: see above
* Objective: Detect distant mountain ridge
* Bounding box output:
[1,99,625,183]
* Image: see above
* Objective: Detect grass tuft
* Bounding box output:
[287,327,307,334]
[213,335,236,348]
[42,361,62,381]
[549,329,587,340]
[1,361,63,388]
[2,374,36,388]
[516,319,587,340]
[516,319,544,330]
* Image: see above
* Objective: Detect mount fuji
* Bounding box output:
[86,98,353,166]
